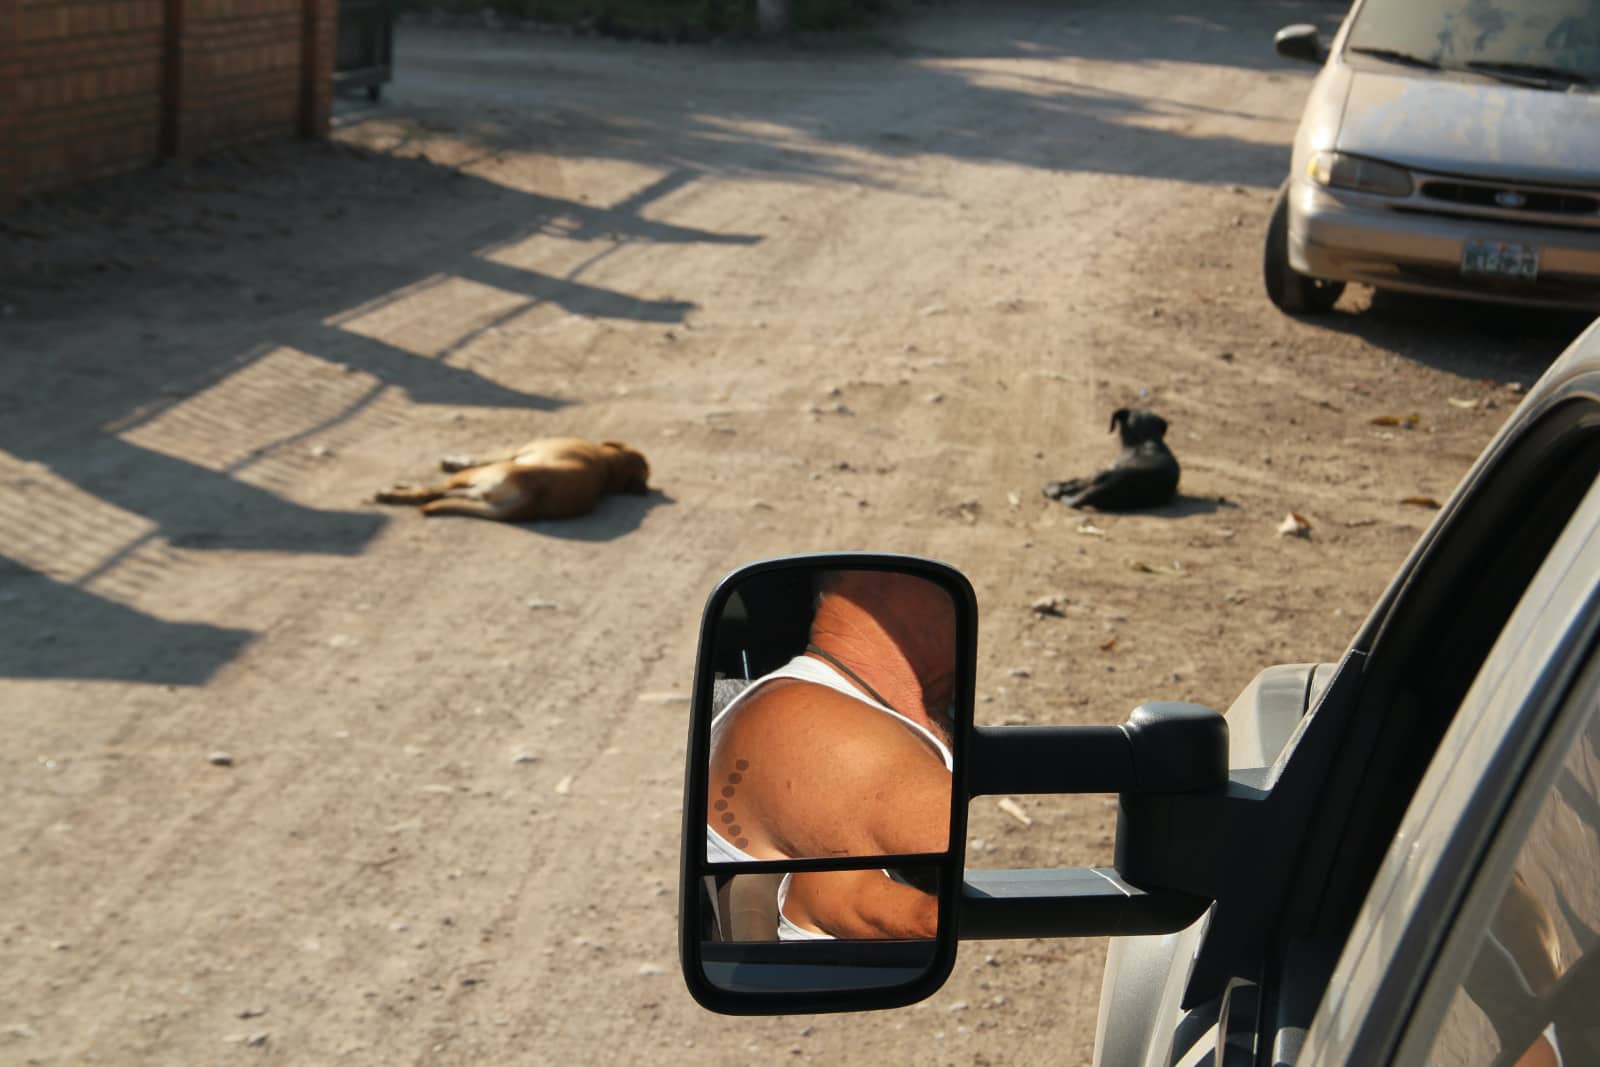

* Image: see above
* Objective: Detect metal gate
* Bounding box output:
[335,0,394,101]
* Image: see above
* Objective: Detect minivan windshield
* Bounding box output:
[1346,0,1600,86]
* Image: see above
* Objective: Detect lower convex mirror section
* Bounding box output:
[691,864,948,1001]
[702,940,940,996]
[704,865,943,943]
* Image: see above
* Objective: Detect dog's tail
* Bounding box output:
[374,485,444,506]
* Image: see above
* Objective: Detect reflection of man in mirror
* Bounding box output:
[705,569,955,940]
[1463,869,1573,1067]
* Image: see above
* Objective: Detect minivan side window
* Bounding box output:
[1424,707,1600,1067]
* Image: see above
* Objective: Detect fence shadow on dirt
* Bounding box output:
[0,140,760,683]
[0,0,1346,686]
[0,557,254,685]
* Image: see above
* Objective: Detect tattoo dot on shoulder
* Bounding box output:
[735,759,749,771]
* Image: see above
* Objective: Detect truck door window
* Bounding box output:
[1423,702,1600,1067]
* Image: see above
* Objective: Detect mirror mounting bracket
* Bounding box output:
[960,868,1209,940]
[960,703,1230,943]
[1111,650,1369,1009]
[958,652,1364,1011]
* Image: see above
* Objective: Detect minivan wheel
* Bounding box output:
[1264,180,1345,314]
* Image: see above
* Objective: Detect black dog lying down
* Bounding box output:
[1044,408,1180,510]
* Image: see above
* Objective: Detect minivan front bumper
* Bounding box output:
[1288,180,1600,310]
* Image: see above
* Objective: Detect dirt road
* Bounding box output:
[1,2,1590,1063]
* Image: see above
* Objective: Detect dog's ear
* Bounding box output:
[1120,410,1168,443]
[1108,408,1130,433]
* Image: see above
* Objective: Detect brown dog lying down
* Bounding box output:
[375,437,650,521]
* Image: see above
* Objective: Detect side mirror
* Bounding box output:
[1274,23,1326,66]
[678,554,1233,1015]
[677,554,975,1013]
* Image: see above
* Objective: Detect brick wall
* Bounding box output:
[300,0,334,138]
[0,0,337,212]
[0,0,21,210]
[169,0,304,155]
[14,0,167,194]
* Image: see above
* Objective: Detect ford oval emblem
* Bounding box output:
[1495,190,1528,209]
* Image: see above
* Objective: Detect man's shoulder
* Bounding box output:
[737,677,882,719]
[730,681,924,758]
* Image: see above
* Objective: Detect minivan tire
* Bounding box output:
[1264,180,1345,314]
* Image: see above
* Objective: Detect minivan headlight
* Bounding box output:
[1308,151,1414,197]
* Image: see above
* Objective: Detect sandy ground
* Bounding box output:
[1,2,1593,1063]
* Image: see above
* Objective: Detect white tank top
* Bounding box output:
[704,654,954,940]
[708,654,954,777]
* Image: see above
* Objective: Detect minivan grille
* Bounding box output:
[1419,180,1600,218]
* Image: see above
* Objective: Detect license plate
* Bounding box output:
[1462,240,1539,281]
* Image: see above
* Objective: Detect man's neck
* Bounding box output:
[808,598,933,731]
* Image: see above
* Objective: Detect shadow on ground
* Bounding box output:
[0,558,255,685]
[539,488,676,541]
[0,120,758,681]
[1310,292,1595,382]
[382,0,1341,194]
[1151,494,1242,518]
[392,488,676,541]
[0,0,1371,685]
[1045,493,1238,520]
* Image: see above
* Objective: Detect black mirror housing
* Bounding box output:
[678,556,1238,1016]
[678,553,978,1015]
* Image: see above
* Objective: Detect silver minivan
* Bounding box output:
[1265,0,1600,313]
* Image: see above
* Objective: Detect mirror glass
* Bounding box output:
[703,864,945,943]
[704,567,958,867]
[683,559,970,1007]
[697,866,944,994]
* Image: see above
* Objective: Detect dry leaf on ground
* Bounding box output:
[1277,512,1312,538]
[997,798,1033,826]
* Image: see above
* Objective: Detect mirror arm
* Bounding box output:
[967,703,1227,798]
[967,725,1133,796]
[1104,653,1366,1008]
[959,868,1210,940]
[957,705,1232,943]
